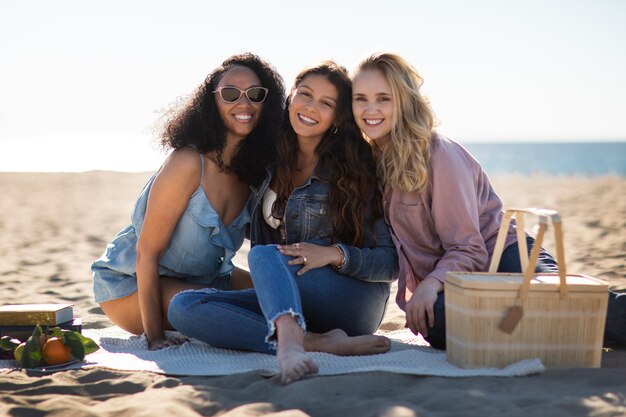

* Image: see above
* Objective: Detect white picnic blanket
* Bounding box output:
[0,326,545,377]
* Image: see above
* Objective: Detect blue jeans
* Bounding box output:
[605,291,626,348]
[425,236,558,350]
[168,245,390,354]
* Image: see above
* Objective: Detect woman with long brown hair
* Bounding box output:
[168,60,398,384]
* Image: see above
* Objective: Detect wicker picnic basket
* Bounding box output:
[445,208,609,369]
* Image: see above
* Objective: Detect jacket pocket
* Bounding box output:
[393,201,434,242]
[304,197,334,240]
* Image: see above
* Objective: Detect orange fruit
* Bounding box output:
[42,337,72,365]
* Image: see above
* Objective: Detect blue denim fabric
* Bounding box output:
[168,244,391,353]
[605,291,626,348]
[168,288,272,352]
[248,167,398,282]
[169,164,396,352]
[92,156,248,303]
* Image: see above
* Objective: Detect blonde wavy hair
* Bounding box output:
[352,52,435,192]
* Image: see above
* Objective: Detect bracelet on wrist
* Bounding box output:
[331,244,345,270]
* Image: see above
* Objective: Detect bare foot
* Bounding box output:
[305,329,391,356]
[278,345,319,384]
[274,314,318,384]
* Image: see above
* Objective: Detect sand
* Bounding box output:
[0,171,624,417]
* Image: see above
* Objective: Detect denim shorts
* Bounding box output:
[92,264,232,304]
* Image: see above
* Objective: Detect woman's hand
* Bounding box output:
[277,242,342,276]
[405,277,443,338]
[148,334,189,351]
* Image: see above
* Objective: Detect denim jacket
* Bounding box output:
[249,166,398,283]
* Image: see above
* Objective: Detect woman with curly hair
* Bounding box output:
[168,61,398,384]
[350,52,562,350]
[92,53,285,350]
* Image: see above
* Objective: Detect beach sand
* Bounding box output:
[0,171,624,417]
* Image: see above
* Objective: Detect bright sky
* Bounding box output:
[1,0,625,172]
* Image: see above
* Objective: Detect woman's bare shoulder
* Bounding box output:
[154,147,203,189]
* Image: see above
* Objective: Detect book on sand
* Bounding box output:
[0,303,74,326]
[0,317,82,340]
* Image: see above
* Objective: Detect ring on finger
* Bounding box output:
[295,243,300,249]
[302,256,307,265]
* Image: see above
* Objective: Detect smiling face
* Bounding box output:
[352,69,394,147]
[288,74,338,143]
[215,65,264,141]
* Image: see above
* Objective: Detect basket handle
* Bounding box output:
[488,208,568,301]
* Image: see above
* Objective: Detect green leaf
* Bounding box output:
[61,331,85,360]
[21,325,44,368]
[52,329,99,357]
[76,332,99,355]
[0,336,21,351]
[49,327,65,338]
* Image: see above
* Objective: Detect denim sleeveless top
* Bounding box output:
[92,153,250,303]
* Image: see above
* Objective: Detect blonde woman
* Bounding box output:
[350,52,560,349]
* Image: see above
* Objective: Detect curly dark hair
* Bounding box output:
[272,61,382,246]
[159,53,285,187]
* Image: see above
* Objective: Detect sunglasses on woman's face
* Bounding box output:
[213,86,268,103]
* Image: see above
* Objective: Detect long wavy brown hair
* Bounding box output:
[272,61,381,246]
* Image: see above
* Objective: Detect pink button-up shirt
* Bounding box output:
[384,134,517,310]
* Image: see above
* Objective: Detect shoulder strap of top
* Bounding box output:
[199,152,205,181]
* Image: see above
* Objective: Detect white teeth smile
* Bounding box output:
[298,113,318,125]
[234,113,253,121]
[364,119,383,126]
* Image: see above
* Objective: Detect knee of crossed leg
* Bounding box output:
[167,291,195,331]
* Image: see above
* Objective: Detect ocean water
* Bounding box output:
[462,142,626,176]
[1,138,624,175]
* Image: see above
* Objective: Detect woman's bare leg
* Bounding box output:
[99,277,207,335]
[275,314,318,384]
[304,329,391,356]
[230,266,254,290]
